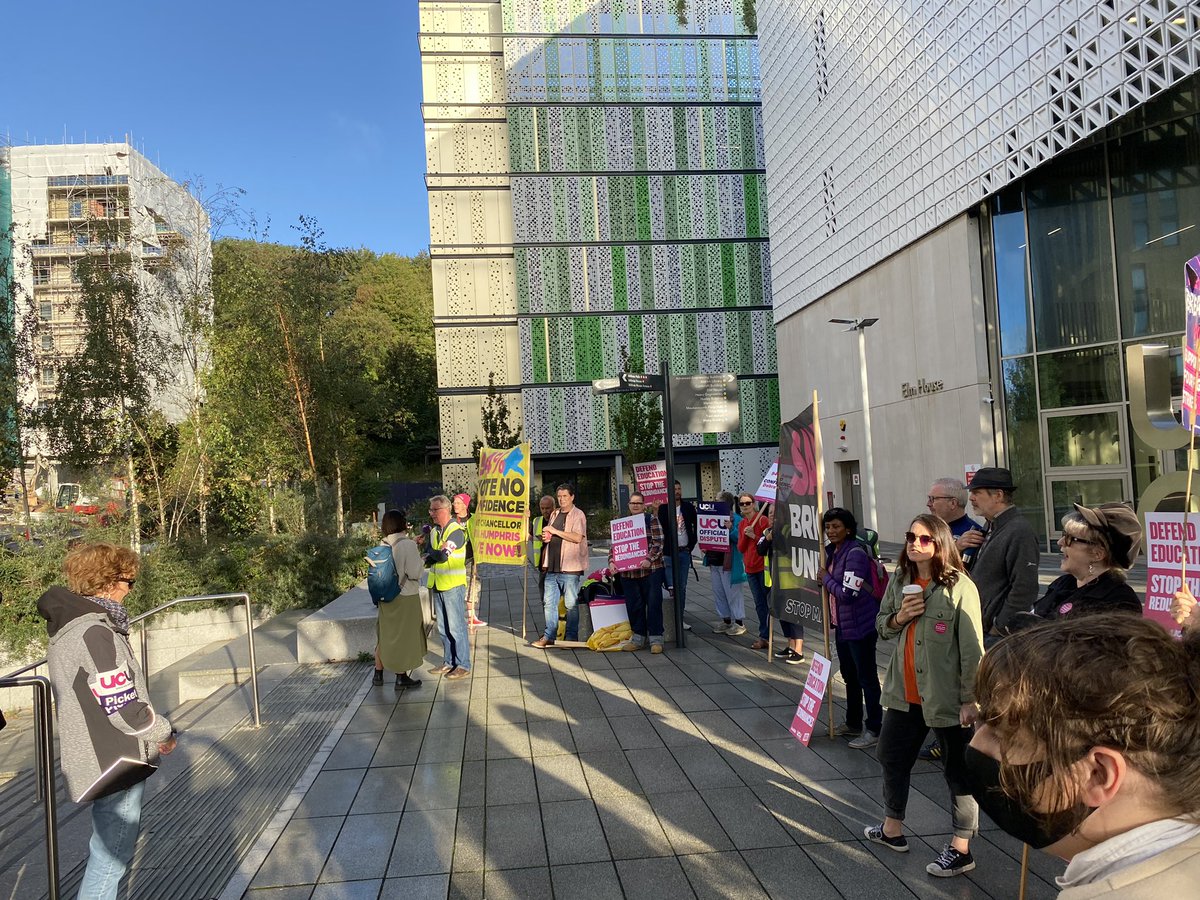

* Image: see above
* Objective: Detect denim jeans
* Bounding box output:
[542,572,581,641]
[78,780,145,900]
[709,567,745,621]
[433,584,470,670]
[834,630,882,734]
[746,571,770,639]
[877,704,979,840]
[622,573,664,644]
[661,549,692,613]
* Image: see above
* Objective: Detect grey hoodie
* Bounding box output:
[37,586,172,803]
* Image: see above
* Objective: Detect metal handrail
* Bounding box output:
[0,676,61,900]
[3,591,261,727]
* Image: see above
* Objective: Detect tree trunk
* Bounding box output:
[334,453,345,537]
[266,465,276,534]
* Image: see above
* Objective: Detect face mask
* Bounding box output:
[963,745,1096,849]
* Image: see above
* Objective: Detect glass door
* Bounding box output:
[1041,405,1133,539]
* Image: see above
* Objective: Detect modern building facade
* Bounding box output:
[758,0,1200,544]
[1,143,210,491]
[420,0,779,504]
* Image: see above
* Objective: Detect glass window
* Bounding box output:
[1037,346,1122,408]
[992,187,1031,355]
[1110,114,1200,339]
[40,333,54,352]
[39,367,55,386]
[1027,144,1117,350]
[1050,478,1128,527]
[1002,357,1047,542]
[1045,412,1123,467]
[38,301,52,321]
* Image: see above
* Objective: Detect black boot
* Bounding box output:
[396,672,423,690]
[372,668,384,686]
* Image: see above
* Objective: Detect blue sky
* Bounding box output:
[4,2,430,256]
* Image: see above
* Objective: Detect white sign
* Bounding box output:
[789,653,833,746]
[964,464,982,486]
[753,461,779,503]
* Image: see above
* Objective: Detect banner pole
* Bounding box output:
[521,561,529,641]
[767,615,774,664]
[813,389,834,739]
[1018,844,1030,900]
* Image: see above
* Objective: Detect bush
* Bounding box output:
[0,524,373,661]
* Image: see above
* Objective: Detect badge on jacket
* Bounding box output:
[90,667,137,716]
[842,572,863,592]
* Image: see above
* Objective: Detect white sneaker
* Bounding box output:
[848,730,879,750]
[726,622,747,636]
[712,621,731,633]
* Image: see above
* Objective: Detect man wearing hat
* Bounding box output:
[1028,502,1143,621]
[967,467,1042,644]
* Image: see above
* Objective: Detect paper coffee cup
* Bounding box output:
[902,584,924,597]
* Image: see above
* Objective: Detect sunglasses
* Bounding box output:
[739,500,754,506]
[904,532,936,548]
[119,578,136,588]
[1060,534,1096,547]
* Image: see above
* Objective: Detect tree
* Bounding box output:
[608,346,663,481]
[471,372,522,461]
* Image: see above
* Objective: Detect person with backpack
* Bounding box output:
[820,507,884,749]
[369,510,425,689]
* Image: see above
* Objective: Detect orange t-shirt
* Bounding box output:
[902,577,930,705]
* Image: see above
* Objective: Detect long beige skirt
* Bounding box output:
[377,592,427,673]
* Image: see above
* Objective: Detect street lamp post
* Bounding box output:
[830,317,879,527]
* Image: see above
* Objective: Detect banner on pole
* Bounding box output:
[632,460,669,507]
[1142,512,1196,638]
[473,444,532,565]
[610,514,649,572]
[771,403,825,631]
[789,653,833,746]
[753,461,779,503]
[696,501,731,553]
[1182,256,1200,432]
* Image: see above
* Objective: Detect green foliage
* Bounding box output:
[609,347,663,479]
[0,522,373,659]
[470,372,522,462]
[587,506,617,538]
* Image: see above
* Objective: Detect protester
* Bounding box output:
[966,467,1041,645]
[704,491,746,635]
[532,483,588,649]
[423,494,472,679]
[452,492,485,628]
[966,615,1200,895]
[867,514,984,878]
[820,508,883,749]
[608,492,666,652]
[1172,585,1200,631]
[1023,503,1142,624]
[926,478,985,568]
[372,510,425,690]
[758,505,805,663]
[737,494,772,650]
[658,480,698,630]
[37,543,176,900]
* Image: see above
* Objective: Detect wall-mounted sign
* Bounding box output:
[671,373,740,433]
[901,378,944,399]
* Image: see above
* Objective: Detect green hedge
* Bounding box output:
[0,524,373,661]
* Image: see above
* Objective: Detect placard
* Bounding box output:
[1142,512,1195,637]
[1182,256,1200,432]
[696,501,731,553]
[610,514,649,573]
[632,460,669,507]
[771,404,825,632]
[753,461,779,503]
[789,653,833,746]
[964,464,981,486]
[473,444,532,565]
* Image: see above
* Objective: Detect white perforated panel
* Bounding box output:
[758,0,1200,321]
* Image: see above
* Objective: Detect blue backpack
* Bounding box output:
[366,544,400,605]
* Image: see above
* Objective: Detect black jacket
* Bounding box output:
[658,499,698,552]
[1032,571,1142,621]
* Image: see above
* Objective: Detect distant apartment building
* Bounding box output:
[419,0,779,504]
[0,142,210,489]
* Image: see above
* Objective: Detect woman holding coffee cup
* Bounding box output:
[864,513,985,879]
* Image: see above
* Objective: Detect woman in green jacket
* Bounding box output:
[864,513,985,879]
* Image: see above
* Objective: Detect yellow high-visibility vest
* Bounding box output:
[532,515,545,564]
[430,521,467,590]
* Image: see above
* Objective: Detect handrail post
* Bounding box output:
[243,594,261,727]
[140,622,149,684]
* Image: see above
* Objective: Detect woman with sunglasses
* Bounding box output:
[1024,503,1141,624]
[820,508,882,749]
[737,494,772,650]
[966,615,1200,896]
[866,514,984,879]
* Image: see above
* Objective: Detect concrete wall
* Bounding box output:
[774,214,996,540]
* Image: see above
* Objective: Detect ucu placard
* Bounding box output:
[90,667,137,716]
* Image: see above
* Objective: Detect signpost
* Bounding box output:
[670,373,740,434]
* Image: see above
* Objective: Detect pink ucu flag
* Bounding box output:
[90,667,138,716]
